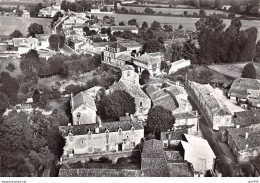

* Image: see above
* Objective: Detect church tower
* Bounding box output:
[120,65,140,86]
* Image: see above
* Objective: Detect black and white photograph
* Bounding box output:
[0,0,260,181]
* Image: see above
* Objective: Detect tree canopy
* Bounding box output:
[28,23,44,37]
[242,63,257,79]
[143,39,165,53]
[48,34,65,51]
[10,30,23,38]
[146,106,175,139]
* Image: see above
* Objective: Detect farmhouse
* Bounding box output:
[181,134,216,176]
[70,92,97,125]
[227,127,260,163]
[59,116,144,161]
[228,78,260,108]
[12,37,39,54]
[132,52,163,76]
[189,81,233,130]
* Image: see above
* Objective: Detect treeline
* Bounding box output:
[61,0,91,12]
[195,16,258,64]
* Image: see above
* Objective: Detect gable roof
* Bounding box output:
[181,134,216,158]
[233,109,260,127]
[59,120,143,136]
[227,127,260,151]
[133,52,163,64]
[109,80,150,100]
[190,82,232,116]
[228,78,260,98]
[161,129,188,141]
[72,92,97,111]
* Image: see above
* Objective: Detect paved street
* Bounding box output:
[186,87,240,177]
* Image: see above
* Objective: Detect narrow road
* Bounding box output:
[186,87,240,177]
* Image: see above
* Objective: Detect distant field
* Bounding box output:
[207,62,260,79]
[91,13,260,39]
[0,16,52,36]
[105,5,236,16]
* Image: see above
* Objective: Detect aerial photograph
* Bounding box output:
[0,0,260,180]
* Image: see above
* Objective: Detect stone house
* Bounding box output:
[188,81,233,130]
[109,65,151,115]
[180,134,216,176]
[35,34,50,49]
[70,92,97,125]
[228,78,260,108]
[173,111,199,132]
[227,127,260,163]
[132,52,163,76]
[12,37,39,55]
[59,116,144,159]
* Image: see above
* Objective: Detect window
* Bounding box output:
[77,112,81,118]
[131,142,135,148]
[163,142,168,148]
[127,71,130,76]
[140,102,142,107]
[88,131,92,140]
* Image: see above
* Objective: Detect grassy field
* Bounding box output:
[105,5,235,16]
[0,16,52,36]
[92,13,260,39]
[207,62,260,79]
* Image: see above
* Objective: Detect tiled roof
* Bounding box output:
[141,139,170,177]
[160,129,188,141]
[59,163,141,177]
[109,80,150,100]
[165,85,187,96]
[133,52,163,64]
[110,26,138,31]
[145,84,160,96]
[233,109,260,127]
[227,127,260,150]
[190,82,232,116]
[173,111,198,119]
[72,92,97,111]
[228,78,260,98]
[116,52,131,61]
[167,161,193,177]
[59,120,143,136]
[109,42,128,52]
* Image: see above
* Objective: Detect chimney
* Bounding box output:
[236,125,240,129]
[68,123,72,127]
[176,81,179,86]
[245,132,249,139]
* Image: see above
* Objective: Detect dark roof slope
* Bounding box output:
[233,109,260,127]
[72,92,97,111]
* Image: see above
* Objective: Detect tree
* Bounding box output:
[101,28,107,34]
[93,54,102,68]
[83,26,90,36]
[151,21,161,30]
[48,34,65,51]
[28,23,44,37]
[32,89,40,104]
[164,25,173,32]
[119,21,125,26]
[128,19,137,26]
[146,106,175,139]
[93,36,103,42]
[144,7,155,14]
[10,30,23,38]
[0,72,19,101]
[20,49,40,72]
[0,93,9,112]
[106,27,112,35]
[178,24,183,29]
[143,39,165,53]
[199,8,206,17]
[114,0,118,12]
[51,11,63,28]
[140,70,150,85]
[121,30,133,39]
[104,90,136,119]
[109,35,117,42]
[142,21,148,29]
[242,63,257,79]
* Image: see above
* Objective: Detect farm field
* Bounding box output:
[105,5,236,16]
[207,62,260,79]
[0,16,52,36]
[91,13,260,39]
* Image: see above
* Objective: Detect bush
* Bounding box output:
[6,63,16,72]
